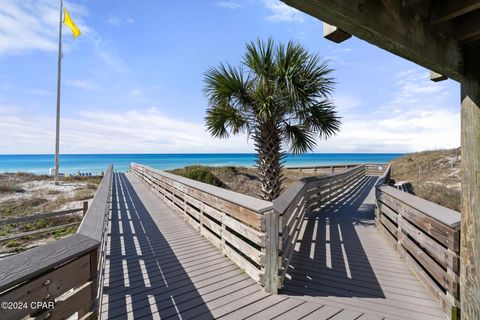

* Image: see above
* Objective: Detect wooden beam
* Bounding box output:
[459,43,480,320]
[402,0,426,7]
[455,10,480,44]
[323,22,352,43]
[281,0,464,81]
[430,71,448,82]
[431,0,480,25]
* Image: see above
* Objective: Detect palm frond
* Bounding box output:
[244,38,276,81]
[205,103,248,138]
[299,99,341,138]
[283,124,317,154]
[203,63,251,109]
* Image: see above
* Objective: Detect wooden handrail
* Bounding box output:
[78,164,114,241]
[0,164,113,320]
[274,164,366,287]
[130,163,279,292]
[274,165,365,215]
[285,163,359,172]
[375,180,461,315]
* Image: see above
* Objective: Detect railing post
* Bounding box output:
[263,209,279,293]
[83,201,89,217]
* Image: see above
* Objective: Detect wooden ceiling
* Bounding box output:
[410,0,480,44]
[281,0,480,82]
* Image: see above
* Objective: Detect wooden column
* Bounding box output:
[460,74,480,319]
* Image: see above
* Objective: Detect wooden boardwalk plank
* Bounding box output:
[212,291,273,319]
[100,172,446,320]
[272,301,324,320]
[329,309,364,320]
[300,305,343,320]
[246,298,306,320]
[217,295,289,320]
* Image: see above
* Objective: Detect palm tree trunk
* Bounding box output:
[254,121,284,201]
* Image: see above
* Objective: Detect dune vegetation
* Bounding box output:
[168,165,320,199]
[0,173,102,253]
[390,148,461,211]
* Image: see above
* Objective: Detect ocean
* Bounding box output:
[0,153,402,175]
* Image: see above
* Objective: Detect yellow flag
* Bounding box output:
[63,8,81,38]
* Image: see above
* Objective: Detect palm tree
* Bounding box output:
[203,39,341,201]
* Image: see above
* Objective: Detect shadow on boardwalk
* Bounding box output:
[282,176,384,298]
[102,173,213,319]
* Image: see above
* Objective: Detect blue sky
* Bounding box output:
[0,0,460,154]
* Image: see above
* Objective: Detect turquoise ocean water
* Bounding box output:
[0,153,402,175]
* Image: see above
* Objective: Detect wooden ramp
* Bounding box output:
[101,172,446,320]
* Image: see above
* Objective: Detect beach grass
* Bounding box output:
[0,173,102,253]
[391,148,461,211]
[168,165,323,199]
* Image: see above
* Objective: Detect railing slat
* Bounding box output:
[130,163,275,292]
[275,164,366,287]
[375,170,460,315]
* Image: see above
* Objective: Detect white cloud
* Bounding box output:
[22,88,53,96]
[106,16,135,27]
[128,89,144,97]
[315,108,460,153]
[90,35,130,74]
[333,94,363,112]
[0,0,89,56]
[67,80,97,91]
[316,67,460,153]
[0,100,460,155]
[0,105,252,154]
[261,0,305,22]
[217,1,244,9]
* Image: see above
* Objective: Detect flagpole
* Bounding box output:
[54,0,63,185]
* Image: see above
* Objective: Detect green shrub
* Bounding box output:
[0,184,25,194]
[5,240,21,248]
[0,197,48,218]
[185,167,224,187]
[170,166,225,187]
[23,219,51,232]
[51,225,77,239]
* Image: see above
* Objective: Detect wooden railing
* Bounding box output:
[375,179,461,316]
[286,163,359,173]
[0,165,113,320]
[273,165,366,287]
[0,202,88,245]
[365,163,389,176]
[130,163,279,293]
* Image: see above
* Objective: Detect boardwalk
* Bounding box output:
[101,172,446,320]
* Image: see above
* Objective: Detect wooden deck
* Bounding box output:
[100,172,446,320]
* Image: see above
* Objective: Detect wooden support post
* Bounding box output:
[323,22,351,43]
[83,201,89,217]
[460,76,480,319]
[263,209,279,293]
